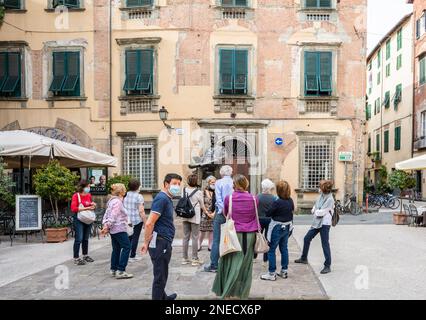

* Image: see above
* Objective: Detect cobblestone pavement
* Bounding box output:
[0,236,327,300]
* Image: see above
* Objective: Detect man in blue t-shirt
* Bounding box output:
[141,173,182,300]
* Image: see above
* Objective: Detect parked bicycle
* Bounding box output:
[367,193,400,210]
[335,193,362,216]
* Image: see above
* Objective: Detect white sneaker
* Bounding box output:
[260,272,277,281]
[181,258,191,265]
[277,269,288,279]
[110,270,117,277]
[191,259,203,266]
[116,271,134,279]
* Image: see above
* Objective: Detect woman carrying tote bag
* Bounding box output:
[212,174,259,300]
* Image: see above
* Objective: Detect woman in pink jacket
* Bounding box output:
[101,183,133,279]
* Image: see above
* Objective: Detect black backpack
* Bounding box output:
[175,188,199,219]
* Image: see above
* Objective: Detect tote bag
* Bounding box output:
[253,196,270,254]
[219,194,242,257]
[77,193,96,225]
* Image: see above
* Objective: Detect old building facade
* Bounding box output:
[0,0,367,210]
[365,14,413,187]
[408,0,426,197]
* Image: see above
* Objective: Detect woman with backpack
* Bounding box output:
[295,180,335,274]
[181,174,207,266]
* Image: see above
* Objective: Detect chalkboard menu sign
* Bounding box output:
[16,195,42,231]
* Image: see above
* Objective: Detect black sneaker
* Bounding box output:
[277,269,288,279]
[83,256,95,263]
[74,258,86,266]
[203,264,217,273]
[294,258,308,264]
[166,293,177,300]
[320,266,331,274]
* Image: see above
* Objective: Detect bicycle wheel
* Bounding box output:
[335,200,344,215]
[369,196,382,209]
[388,198,400,210]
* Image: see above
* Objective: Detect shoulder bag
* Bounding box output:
[77,193,96,225]
[253,196,270,254]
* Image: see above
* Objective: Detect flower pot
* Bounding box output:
[46,227,68,243]
[393,213,407,225]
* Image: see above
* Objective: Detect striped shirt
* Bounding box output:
[123,191,144,225]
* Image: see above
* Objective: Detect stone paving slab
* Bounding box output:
[0,236,327,300]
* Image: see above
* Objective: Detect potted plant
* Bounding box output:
[33,160,77,242]
[389,170,416,225]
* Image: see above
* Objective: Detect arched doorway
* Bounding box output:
[221,138,250,179]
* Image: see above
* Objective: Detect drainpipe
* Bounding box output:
[109,0,113,156]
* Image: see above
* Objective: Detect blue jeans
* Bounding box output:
[301,225,331,267]
[129,221,143,258]
[267,224,290,273]
[209,212,226,269]
[73,215,91,259]
[110,232,131,272]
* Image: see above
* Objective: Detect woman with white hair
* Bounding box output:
[198,176,216,251]
[255,179,276,263]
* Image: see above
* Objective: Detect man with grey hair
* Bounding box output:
[255,179,276,263]
[204,165,234,273]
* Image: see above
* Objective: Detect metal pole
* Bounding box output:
[20,156,24,194]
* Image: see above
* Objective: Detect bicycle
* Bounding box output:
[335,193,362,216]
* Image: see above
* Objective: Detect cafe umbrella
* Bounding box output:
[0,130,117,193]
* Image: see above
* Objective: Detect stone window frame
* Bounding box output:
[42,40,87,101]
[121,137,158,192]
[116,37,161,114]
[214,44,255,98]
[0,41,29,103]
[297,133,336,192]
[45,0,85,11]
[297,44,340,115]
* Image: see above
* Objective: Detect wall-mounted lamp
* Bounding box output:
[159,106,174,130]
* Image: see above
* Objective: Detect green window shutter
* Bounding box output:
[319,0,331,8]
[374,99,377,115]
[319,52,332,93]
[366,104,371,120]
[368,137,371,154]
[386,64,390,77]
[394,84,402,110]
[1,53,20,93]
[0,53,7,91]
[376,134,380,152]
[397,29,402,50]
[127,0,152,7]
[377,72,381,85]
[124,51,140,91]
[397,54,402,70]
[4,0,21,9]
[136,49,153,93]
[304,52,319,94]
[64,0,79,7]
[219,49,234,94]
[234,0,248,6]
[386,40,391,60]
[384,131,389,153]
[384,91,390,109]
[305,0,317,8]
[62,52,79,95]
[377,49,381,68]
[394,127,401,151]
[420,57,426,85]
[50,52,66,92]
[234,50,248,93]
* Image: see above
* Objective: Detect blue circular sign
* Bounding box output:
[275,137,284,146]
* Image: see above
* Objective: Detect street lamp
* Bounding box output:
[159,106,173,130]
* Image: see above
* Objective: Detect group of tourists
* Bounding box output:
[69,165,335,300]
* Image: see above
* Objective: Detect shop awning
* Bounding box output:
[0,130,117,168]
[395,154,426,171]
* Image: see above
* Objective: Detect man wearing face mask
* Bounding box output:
[141,173,182,300]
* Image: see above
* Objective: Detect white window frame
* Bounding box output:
[421,111,426,138]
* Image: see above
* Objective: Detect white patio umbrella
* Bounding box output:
[0,130,117,168]
[395,154,426,171]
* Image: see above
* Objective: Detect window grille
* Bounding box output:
[123,140,156,190]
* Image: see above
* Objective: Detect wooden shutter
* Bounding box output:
[0,53,7,91]
[136,49,153,93]
[384,131,389,153]
[376,134,380,152]
[64,0,79,7]
[4,0,21,9]
[124,51,140,91]
[368,137,371,154]
[319,52,332,93]
[306,0,317,8]
[235,0,247,6]
[234,50,248,93]
[305,52,318,93]
[220,49,234,93]
[394,84,402,110]
[394,127,401,151]
[1,52,20,94]
[384,91,390,109]
[397,29,402,50]
[62,52,79,94]
[50,52,66,92]
[386,40,391,60]
[319,0,331,8]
